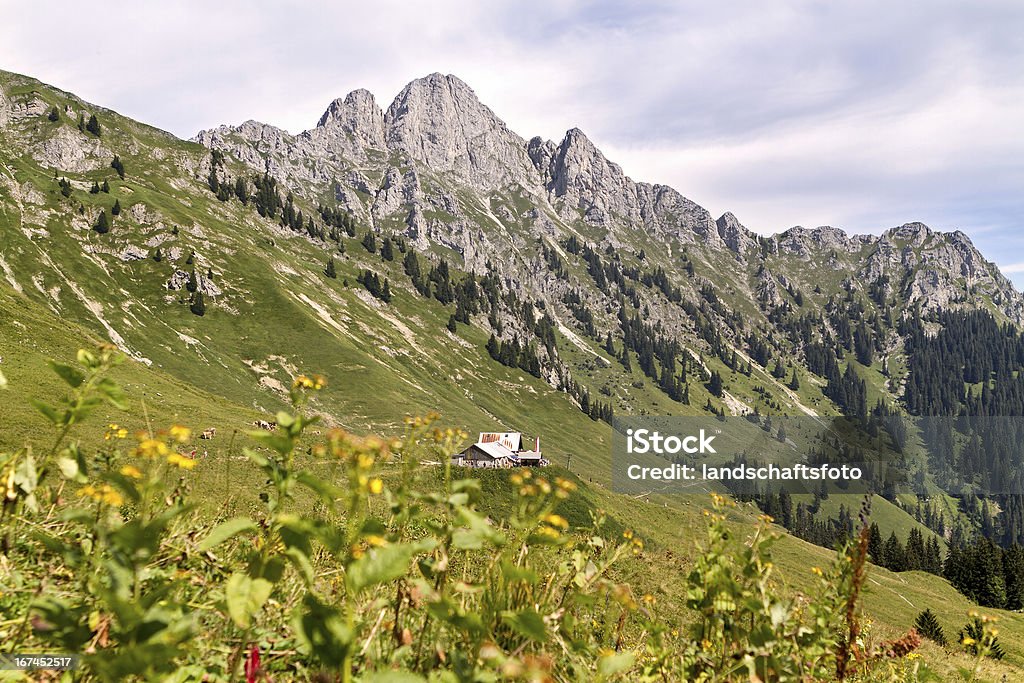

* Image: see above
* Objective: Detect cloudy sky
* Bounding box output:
[3,1,1023,282]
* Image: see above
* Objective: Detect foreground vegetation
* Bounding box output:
[1,347,1016,682]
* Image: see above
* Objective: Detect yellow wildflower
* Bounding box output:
[119,464,143,479]
[544,514,568,530]
[292,374,326,390]
[368,478,384,495]
[104,423,129,441]
[134,438,169,459]
[811,566,823,576]
[79,484,124,506]
[168,425,192,443]
[167,453,197,470]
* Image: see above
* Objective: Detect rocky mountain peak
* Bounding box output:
[885,222,933,245]
[315,88,386,150]
[715,212,757,257]
[383,73,532,189]
[546,128,623,211]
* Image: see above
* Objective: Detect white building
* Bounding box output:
[454,431,546,468]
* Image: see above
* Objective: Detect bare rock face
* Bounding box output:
[534,127,723,247]
[30,125,111,173]
[777,226,858,258]
[317,89,385,146]
[118,245,148,261]
[716,212,757,258]
[384,73,537,191]
[310,88,387,163]
[9,92,48,120]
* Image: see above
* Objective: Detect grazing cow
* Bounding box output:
[199,427,216,440]
[253,420,275,431]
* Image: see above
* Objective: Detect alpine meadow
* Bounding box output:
[2,65,1024,682]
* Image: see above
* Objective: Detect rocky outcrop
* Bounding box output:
[317,89,386,148]
[166,269,222,297]
[716,212,757,258]
[29,125,112,173]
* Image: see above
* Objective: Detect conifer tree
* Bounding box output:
[325,256,337,279]
[381,237,394,261]
[94,210,110,234]
[186,270,198,293]
[111,155,125,179]
[190,291,206,316]
[447,314,458,333]
[234,176,248,204]
[111,199,121,216]
[101,180,110,193]
[47,106,60,122]
[89,181,100,194]
[914,609,946,646]
[708,370,724,397]
[362,231,377,253]
[86,114,101,136]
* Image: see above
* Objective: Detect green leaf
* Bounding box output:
[48,361,85,388]
[198,518,258,551]
[348,539,435,593]
[248,430,294,456]
[292,595,352,667]
[57,455,86,483]
[30,399,62,425]
[499,560,538,585]
[284,546,316,587]
[597,651,636,678]
[500,608,547,642]
[225,572,273,629]
[296,471,343,500]
[451,508,505,550]
[96,378,128,410]
[76,348,97,368]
